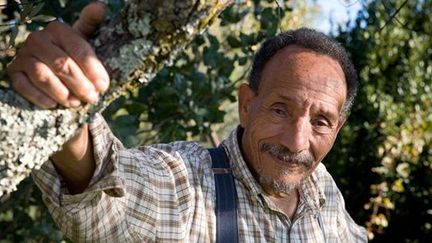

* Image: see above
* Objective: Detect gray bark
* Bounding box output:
[0,0,232,197]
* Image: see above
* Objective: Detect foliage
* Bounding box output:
[327,0,432,241]
[0,178,67,242]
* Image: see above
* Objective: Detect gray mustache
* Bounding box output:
[261,143,314,168]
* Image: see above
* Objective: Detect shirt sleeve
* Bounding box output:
[32,113,134,241]
[32,113,198,242]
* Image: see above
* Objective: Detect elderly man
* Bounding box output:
[8,3,367,242]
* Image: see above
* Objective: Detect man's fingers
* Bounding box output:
[25,27,100,104]
[71,2,109,92]
[46,22,110,94]
[10,72,57,109]
[72,2,107,39]
[8,2,110,109]
[8,57,80,108]
[22,56,82,108]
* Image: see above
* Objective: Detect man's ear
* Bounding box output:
[336,115,347,133]
[238,83,255,128]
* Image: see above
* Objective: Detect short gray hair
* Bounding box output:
[248,28,358,115]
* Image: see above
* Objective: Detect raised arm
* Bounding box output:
[7,2,109,193]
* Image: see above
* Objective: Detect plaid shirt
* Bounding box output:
[33,114,367,242]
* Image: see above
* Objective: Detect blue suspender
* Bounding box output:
[208,147,239,243]
[208,147,326,242]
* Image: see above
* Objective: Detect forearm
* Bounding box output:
[31,114,132,241]
[51,124,95,194]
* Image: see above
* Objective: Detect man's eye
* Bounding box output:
[312,117,334,134]
[314,119,329,127]
[271,108,286,117]
[312,117,333,128]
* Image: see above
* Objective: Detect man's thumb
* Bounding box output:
[72,2,107,38]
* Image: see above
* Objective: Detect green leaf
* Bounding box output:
[8,26,19,47]
[203,46,216,67]
[238,56,248,66]
[207,34,220,50]
[239,32,254,45]
[0,24,13,34]
[20,0,32,20]
[29,2,45,18]
[31,15,56,23]
[227,35,241,48]
[58,0,68,8]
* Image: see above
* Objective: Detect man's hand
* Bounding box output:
[8,2,109,108]
[7,2,109,194]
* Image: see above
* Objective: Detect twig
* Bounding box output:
[379,0,408,32]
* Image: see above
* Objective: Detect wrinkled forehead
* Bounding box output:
[259,45,346,93]
[257,45,348,112]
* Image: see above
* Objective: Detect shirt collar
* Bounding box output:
[220,127,326,214]
[298,167,327,215]
[221,127,263,197]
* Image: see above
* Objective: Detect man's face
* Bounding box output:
[238,45,347,196]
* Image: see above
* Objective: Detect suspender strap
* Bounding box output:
[208,147,239,243]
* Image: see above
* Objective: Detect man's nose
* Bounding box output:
[279,117,311,153]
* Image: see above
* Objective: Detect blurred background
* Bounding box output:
[0,0,431,242]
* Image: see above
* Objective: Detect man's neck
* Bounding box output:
[267,190,300,220]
